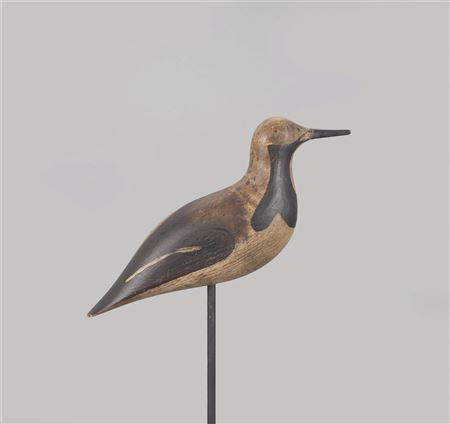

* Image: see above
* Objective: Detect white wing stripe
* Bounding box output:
[125,246,202,283]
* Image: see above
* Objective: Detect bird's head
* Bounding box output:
[251,117,351,151]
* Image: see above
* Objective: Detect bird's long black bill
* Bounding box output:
[310,129,351,139]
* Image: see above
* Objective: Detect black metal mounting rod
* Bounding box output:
[207,284,216,424]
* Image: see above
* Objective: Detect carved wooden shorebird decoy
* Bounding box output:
[88,117,350,317]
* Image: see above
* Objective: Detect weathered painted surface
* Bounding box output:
[88,117,350,316]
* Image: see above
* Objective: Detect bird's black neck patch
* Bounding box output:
[251,143,298,231]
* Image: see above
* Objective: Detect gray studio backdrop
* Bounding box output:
[3,2,449,423]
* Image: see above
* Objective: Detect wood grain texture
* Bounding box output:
[88,117,350,316]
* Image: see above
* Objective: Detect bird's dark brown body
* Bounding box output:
[88,117,350,316]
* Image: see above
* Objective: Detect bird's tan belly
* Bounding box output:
[141,214,294,298]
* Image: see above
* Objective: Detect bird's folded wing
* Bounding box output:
[124,225,235,290]
[88,224,235,315]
